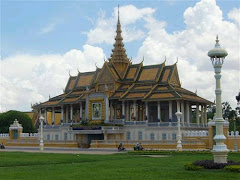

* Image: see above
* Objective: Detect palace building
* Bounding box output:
[33,10,213,149]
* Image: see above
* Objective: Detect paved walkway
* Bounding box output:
[1,146,126,155]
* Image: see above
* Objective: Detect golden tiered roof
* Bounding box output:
[33,8,211,109]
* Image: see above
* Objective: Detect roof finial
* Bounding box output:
[118,5,119,20]
[77,68,80,73]
[95,62,99,69]
[164,56,167,63]
[195,89,197,95]
[49,94,51,99]
[176,57,178,64]
[69,70,71,76]
[216,35,219,43]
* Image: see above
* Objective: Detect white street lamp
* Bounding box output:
[208,36,228,163]
[39,115,44,151]
[175,109,182,151]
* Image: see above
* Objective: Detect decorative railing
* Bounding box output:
[184,131,208,137]
[20,133,39,137]
[107,120,208,128]
[0,133,9,138]
[228,131,240,136]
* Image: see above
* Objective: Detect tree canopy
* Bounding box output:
[0,110,35,133]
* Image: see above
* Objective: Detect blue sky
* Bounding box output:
[1,0,239,111]
[2,0,238,59]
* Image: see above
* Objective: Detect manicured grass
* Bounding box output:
[0,151,239,179]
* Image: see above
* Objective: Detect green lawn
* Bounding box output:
[0,151,239,179]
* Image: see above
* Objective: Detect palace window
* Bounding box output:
[138,131,142,140]
[172,133,176,140]
[55,134,59,141]
[126,132,131,140]
[162,133,167,140]
[47,134,50,140]
[150,133,155,141]
[64,133,68,140]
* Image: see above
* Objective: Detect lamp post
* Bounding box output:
[175,105,182,151]
[208,36,228,163]
[39,115,44,151]
[176,112,182,151]
[233,115,237,151]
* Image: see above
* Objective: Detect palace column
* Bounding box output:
[110,101,113,120]
[79,102,83,121]
[196,104,200,125]
[70,104,73,123]
[65,105,69,123]
[85,96,89,121]
[122,101,125,120]
[114,103,117,120]
[61,105,64,123]
[52,107,55,125]
[133,101,137,120]
[126,102,129,121]
[169,101,173,121]
[181,101,185,125]
[105,95,109,123]
[157,101,161,122]
[145,102,149,120]
[186,102,190,124]
[204,105,208,125]
[201,105,204,125]
[44,108,47,125]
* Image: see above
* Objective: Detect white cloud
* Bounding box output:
[0,45,105,111]
[39,23,56,34]
[136,0,240,108]
[1,0,239,112]
[228,8,240,28]
[86,5,155,44]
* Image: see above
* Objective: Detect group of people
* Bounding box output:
[134,143,144,151]
[0,142,5,149]
[117,142,144,151]
[118,143,126,151]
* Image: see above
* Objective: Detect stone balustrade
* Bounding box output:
[228,131,239,136]
[184,131,208,137]
[0,133,9,138]
[20,133,39,137]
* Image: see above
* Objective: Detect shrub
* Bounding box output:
[0,110,35,133]
[224,165,240,172]
[193,160,240,169]
[184,163,203,171]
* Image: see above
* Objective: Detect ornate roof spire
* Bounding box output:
[108,5,130,79]
[109,5,129,64]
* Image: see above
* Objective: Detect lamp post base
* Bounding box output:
[212,150,228,163]
[177,141,182,151]
[40,141,44,151]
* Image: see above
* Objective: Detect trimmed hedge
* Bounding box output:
[128,150,211,155]
[193,160,240,169]
[224,165,240,172]
[184,163,203,171]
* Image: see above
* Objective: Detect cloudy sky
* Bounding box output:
[1,0,239,112]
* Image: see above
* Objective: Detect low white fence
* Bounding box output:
[20,133,39,137]
[0,133,9,138]
[184,131,208,137]
[228,131,239,136]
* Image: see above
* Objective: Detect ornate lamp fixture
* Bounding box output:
[208,36,228,163]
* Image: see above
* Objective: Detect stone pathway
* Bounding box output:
[1,146,124,155]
